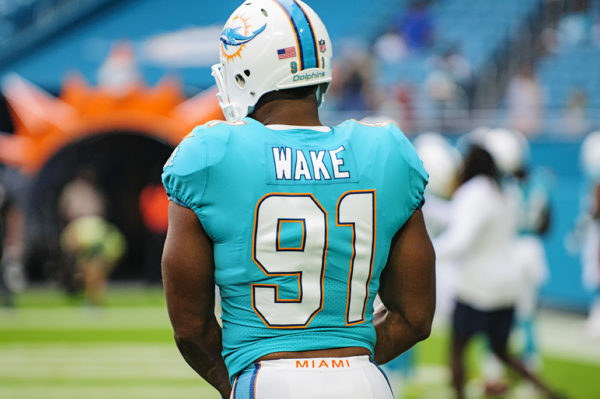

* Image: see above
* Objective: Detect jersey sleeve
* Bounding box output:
[162,126,209,218]
[388,123,429,213]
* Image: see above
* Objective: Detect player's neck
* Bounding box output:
[251,99,323,126]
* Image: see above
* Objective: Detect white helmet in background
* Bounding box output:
[212,0,333,121]
[480,128,529,175]
[455,126,488,159]
[467,126,491,143]
[413,132,461,199]
[581,131,600,181]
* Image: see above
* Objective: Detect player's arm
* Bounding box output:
[162,201,231,398]
[373,209,436,364]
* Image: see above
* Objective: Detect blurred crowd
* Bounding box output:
[325,0,600,137]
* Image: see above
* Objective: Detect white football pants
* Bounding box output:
[230,355,393,399]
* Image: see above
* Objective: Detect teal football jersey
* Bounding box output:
[162,117,428,381]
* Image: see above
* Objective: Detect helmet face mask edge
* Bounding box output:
[211,63,242,122]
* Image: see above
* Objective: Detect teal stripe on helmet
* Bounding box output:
[275,0,318,70]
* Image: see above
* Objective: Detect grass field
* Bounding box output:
[1,285,599,399]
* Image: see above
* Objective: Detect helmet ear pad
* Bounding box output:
[213,0,333,121]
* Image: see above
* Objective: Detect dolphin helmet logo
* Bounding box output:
[220,14,267,63]
[220,25,266,49]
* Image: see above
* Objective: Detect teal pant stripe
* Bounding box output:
[233,362,261,399]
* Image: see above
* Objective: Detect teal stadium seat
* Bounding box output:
[539,43,600,110]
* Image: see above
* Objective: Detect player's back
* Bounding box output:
[162,117,427,380]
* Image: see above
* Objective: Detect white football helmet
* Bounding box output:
[212,0,333,121]
[481,128,530,175]
[459,127,529,175]
[413,132,461,199]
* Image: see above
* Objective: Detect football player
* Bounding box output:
[161,1,435,398]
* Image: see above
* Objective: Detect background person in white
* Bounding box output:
[433,145,562,399]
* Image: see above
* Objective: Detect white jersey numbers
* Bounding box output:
[252,194,327,327]
[337,191,376,325]
[252,191,376,328]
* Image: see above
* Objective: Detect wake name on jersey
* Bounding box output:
[268,142,358,184]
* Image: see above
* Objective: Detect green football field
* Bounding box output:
[0,285,598,399]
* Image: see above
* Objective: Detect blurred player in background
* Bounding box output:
[414,132,461,322]
[59,167,126,306]
[161,1,436,398]
[58,167,107,295]
[379,132,460,398]
[572,131,600,339]
[60,215,126,306]
[433,143,562,399]
[477,128,552,393]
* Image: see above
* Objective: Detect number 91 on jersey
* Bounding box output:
[251,191,375,328]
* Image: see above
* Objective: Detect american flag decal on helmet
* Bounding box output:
[277,46,297,60]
